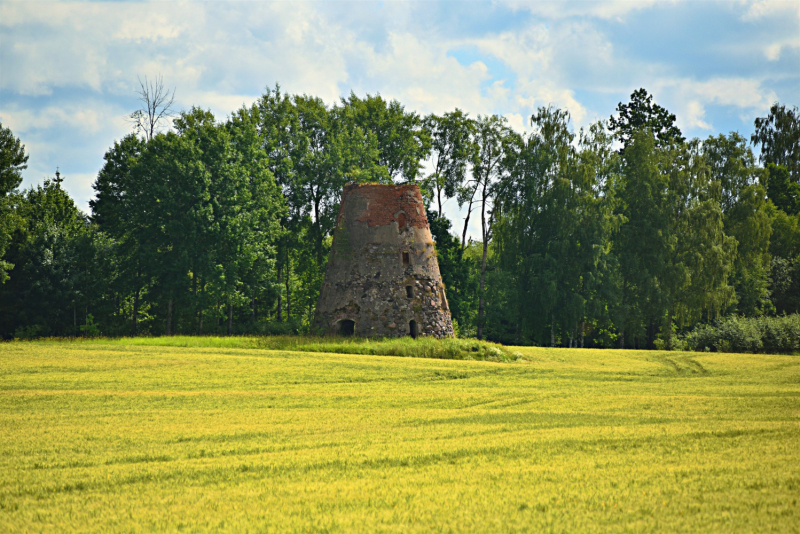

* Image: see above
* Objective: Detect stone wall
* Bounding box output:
[313,183,454,338]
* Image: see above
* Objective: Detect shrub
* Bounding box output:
[684,314,800,354]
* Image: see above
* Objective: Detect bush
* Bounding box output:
[684,314,800,354]
[80,314,101,337]
[59,334,523,362]
[260,336,522,362]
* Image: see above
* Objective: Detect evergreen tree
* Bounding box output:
[0,122,28,283]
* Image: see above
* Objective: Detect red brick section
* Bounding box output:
[343,183,429,228]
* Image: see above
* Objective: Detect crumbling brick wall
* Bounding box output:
[313,183,455,338]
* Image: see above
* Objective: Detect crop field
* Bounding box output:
[1,339,798,533]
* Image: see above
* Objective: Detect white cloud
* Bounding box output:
[0,102,129,137]
[741,0,800,21]
[685,101,713,130]
[763,36,800,61]
[1,0,797,224]
[503,112,527,134]
[501,0,667,21]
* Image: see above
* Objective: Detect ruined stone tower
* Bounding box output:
[313,183,454,338]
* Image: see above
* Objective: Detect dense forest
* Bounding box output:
[1,86,798,349]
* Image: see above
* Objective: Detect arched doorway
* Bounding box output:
[409,320,419,339]
[336,319,355,336]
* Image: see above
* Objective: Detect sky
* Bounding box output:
[1,0,799,233]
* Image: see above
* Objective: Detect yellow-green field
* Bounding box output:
[1,339,798,533]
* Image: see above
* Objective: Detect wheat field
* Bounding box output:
[0,339,798,532]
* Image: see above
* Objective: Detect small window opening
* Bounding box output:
[402,252,410,266]
[409,320,419,339]
[336,319,355,336]
[397,212,407,230]
[406,285,414,298]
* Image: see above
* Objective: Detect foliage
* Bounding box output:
[0,178,105,337]
[684,313,800,354]
[765,162,800,215]
[0,122,28,283]
[338,92,431,183]
[751,103,800,182]
[1,341,798,532]
[609,88,685,149]
[79,314,100,337]
[2,86,798,348]
[424,109,476,217]
[427,210,477,330]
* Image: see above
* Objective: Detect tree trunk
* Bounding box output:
[133,289,139,336]
[477,180,490,341]
[286,258,291,320]
[551,313,555,347]
[437,184,443,219]
[251,289,255,320]
[166,292,173,336]
[313,197,323,267]
[196,276,203,335]
[580,320,585,348]
[460,191,477,252]
[73,303,77,337]
[276,264,283,321]
[647,317,656,350]
[665,306,674,349]
[193,273,199,333]
[620,330,624,349]
[477,241,487,340]
[228,302,233,336]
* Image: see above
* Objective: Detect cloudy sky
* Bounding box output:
[1,0,798,223]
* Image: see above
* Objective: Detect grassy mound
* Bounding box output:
[45,335,523,362]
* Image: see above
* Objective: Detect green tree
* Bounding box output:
[468,115,514,340]
[495,109,615,347]
[0,178,89,337]
[427,210,477,334]
[613,130,673,347]
[91,134,148,334]
[0,122,29,283]
[765,163,800,216]
[425,110,476,220]
[609,88,684,149]
[339,92,431,183]
[752,103,799,181]
[666,140,736,337]
[703,132,772,316]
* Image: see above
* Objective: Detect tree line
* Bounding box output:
[0,86,798,348]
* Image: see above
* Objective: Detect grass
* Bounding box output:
[45,334,523,362]
[0,338,798,532]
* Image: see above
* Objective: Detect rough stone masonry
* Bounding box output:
[313,183,455,338]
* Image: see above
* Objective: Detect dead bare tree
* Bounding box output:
[129,75,176,141]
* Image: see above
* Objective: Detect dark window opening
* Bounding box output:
[402,252,409,266]
[397,212,407,230]
[409,320,419,339]
[406,285,414,298]
[336,319,355,336]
